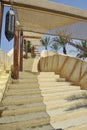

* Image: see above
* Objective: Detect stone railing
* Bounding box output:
[0,49,13,68]
[0,49,13,103]
[38,51,87,90]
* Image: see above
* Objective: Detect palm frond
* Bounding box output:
[76,40,87,59]
[50,42,61,52]
[52,36,67,54]
[40,37,51,50]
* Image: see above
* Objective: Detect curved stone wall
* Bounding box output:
[38,52,87,90]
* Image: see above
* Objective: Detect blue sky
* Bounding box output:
[50,0,87,10]
[1,0,87,55]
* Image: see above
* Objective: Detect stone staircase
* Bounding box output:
[0,58,87,130]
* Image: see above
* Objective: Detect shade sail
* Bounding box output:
[49,21,87,40]
[8,0,87,40]
[14,6,79,34]
[11,0,87,19]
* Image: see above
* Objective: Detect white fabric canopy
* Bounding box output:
[49,21,87,40]
[9,0,87,40]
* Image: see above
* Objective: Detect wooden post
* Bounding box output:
[25,40,28,59]
[0,2,4,44]
[13,29,19,79]
[20,31,23,71]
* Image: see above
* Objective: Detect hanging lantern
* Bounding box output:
[5,8,15,41]
[20,30,23,36]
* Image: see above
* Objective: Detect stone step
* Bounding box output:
[2,95,43,106]
[19,72,38,77]
[25,125,54,130]
[1,92,87,117]
[42,90,84,99]
[55,78,67,82]
[0,71,7,76]
[38,78,57,82]
[5,89,82,100]
[52,114,87,129]
[1,93,87,117]
[13,77,67,83]
[39,72,55,76]
[65,123,87,130]
[6,88,41,96]
[0,106,87,130]
[6,86,80,96]
[41,85,80,92]
[0,74,9,79]
[45,98,87,110]
[9,83,39,89]
[0,78,8,82]
[0,102,46,117]
[0,64,4,69]
[19,75,38,79]
[12,78,38,84]
[8,82,75,90]
[38,72,55,78]
[50,108,87,123]
[38,75,68,82]
[39,82,76,88]
[18,76,39,79]
[0,112,50,130]
[3,91,87,107]
[0,84,6,91]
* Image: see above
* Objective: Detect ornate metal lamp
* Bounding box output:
[5,8,15,41]
[20,30,23,36]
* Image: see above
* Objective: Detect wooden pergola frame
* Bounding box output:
[23,36,41,39]
[1,0,87,79]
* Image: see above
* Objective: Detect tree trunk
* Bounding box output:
[63,46,67,54]
[64,39,87,53]
[45,46,47,50]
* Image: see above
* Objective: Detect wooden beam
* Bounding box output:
[23,36,41,39]
[2,0,10,5]
[25,40,28,59]
[13,29,19,79]
[0,2,4,44]
[20,31,23,71]
[2,0,10,2]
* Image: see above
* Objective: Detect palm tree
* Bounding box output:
[23,40,31,52]
[56,31,87,54]
[40,37,51,50]
[76,40,87,59]
[53,36,67,54]
[60,37,87,54]
[50,42,60,52]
